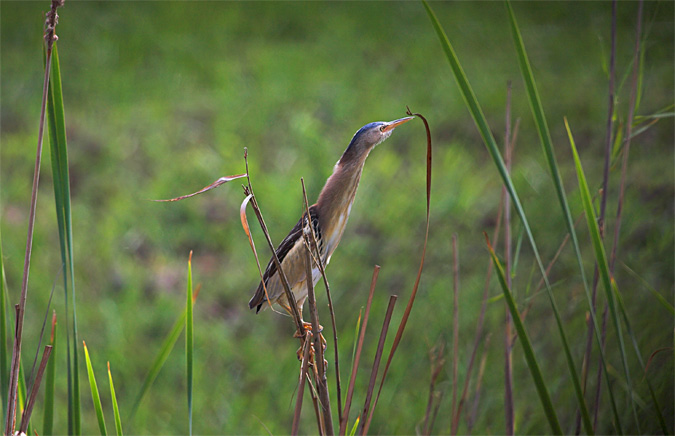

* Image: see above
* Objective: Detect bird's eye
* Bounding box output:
[379,125,386,132]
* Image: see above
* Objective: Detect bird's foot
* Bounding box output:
[294,322,327,362]
[293,321,323,338]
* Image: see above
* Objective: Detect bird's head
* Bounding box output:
[339,116,414,165]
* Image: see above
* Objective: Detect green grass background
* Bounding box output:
[1,1,673,434]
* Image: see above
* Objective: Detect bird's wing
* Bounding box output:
[248,205,320,312]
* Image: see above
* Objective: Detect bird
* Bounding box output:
[248,116,414,320]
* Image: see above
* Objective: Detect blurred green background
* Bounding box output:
[1,1,673,434]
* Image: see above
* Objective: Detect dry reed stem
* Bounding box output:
[301,178,343,425]
[453,197,503,435]
[451,233,460,433]
[242,151,304,336]
[421,342,445,435]
[596,0,644,429]
[339,266,379,436]
[576,4,618,433]
[359,295,397,435]
[5,2,63,434]
[292,336,313,436]
[453,115,519,436]
[303,229,333,434]
[18,345,53,434]
[467,334,490,432]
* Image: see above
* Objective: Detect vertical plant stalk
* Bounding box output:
[43,312,57,436]
[242,152,304,335]
[451,234,460,433]
[454,197,504,435]
[339,266,379,436]
[359,295,397,435]
[607,2,662,432]
[503,81,514,436]
[83,341,107,436]
[107,363,123,436]
[292,337,312,436]
[421,342,444,435]
[609,2,643,278]
[302,231,333,435]
[467,334,490,432]
[5,2,62,434]
[577,3,617,434]
[301,178,342,424]
[485,234,563,435]
[565,118,634,434]
[306,373,325,435]
[18,345,53,435]
[0,230,8,417]
[186,251,194,436]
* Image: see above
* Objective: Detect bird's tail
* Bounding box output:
[248,284,267,313]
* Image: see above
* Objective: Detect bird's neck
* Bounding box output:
[315,156,368,257]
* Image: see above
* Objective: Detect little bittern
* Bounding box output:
[249,116,413,317]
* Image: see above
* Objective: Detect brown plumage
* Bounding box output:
[248,117,413,316]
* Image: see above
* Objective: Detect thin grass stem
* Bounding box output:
[292,336,312,436]
[451,234,460,434]
[18,345,52,435]
[301,178,342,425]
[339,266,379,436]
[5,3,63,433]
[359,295,397,435]
[302,230,333,434]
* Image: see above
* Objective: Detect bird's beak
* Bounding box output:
[381,116,414,133]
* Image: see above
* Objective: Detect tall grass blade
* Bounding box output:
[108,363,123,436]
[128,286,200,421]
[565,118,636,432]
[485,235,562,435]
[505,4,602,433]
[422,2,592,432]
[43,312,57,435]
[186,252,194,436]
[6,3,61,431]
[46,42,81,435]
[83,341,108,436]
[348,417,359,436]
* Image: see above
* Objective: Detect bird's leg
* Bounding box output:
[281,300,326,361]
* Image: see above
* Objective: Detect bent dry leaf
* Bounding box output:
[239,194,276,313]
[364,109,432,434]
[153,174,247,202]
